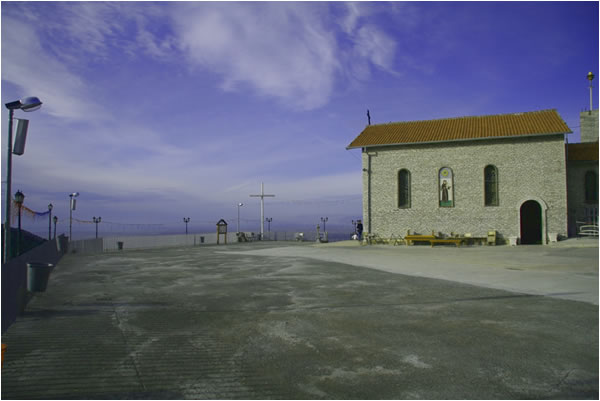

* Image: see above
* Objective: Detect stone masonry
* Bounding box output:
[362,134,568,242]
[580,109,599,143]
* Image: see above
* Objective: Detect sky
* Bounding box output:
[1,1,598,239]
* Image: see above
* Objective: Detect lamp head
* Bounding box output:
[14,190,25,204]
[48,203,53,211]
[53,216,58,223]
[70,192,79,198]
[20,97,42,112]
[5,97,42,111]
[238,203,244,207]
[587,72,595,82]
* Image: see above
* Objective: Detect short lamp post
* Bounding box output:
[183,217,190,234]
[53,216,58,239]
[3,96,42,263]
[320,217,328,233]
[14,190,25,257]
[93,216,102,239]
[69,192,79,242]
[48,203,53,240]
[265,217,272,232]
[237,203,244,233]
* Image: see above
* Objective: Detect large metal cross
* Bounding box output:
[249,182,275,240]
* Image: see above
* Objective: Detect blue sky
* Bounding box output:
[2,1,598,239]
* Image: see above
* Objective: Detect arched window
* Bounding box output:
[585,171,598,203]
[398,169,411,208]
[439,167,454,207]
[484,165,499,206]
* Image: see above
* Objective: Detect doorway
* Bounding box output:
[520,200,542,244]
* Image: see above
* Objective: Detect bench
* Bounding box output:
[405,235,436,245]
[429,238,465,247]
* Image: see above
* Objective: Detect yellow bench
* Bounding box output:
[429,238,465,247]
[405,235,436,245]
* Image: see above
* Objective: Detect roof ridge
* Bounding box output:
[368,109,558,127]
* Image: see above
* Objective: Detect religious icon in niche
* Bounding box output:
[439,167,454,207]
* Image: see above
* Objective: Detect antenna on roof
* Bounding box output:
[587,71,594,114]
[367,109,371,126]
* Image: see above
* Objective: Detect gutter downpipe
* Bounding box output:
[367,149,372,234]
[363,148,376,234]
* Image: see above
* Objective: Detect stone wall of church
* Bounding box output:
[580,109,599,143]
[567,161,599,236]
[361,135,568,242]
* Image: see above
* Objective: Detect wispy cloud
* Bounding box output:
[1,15,106,120]
[170,2,398,110]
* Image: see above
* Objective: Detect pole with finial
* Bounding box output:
[587,71,595,113]
[367,109,371,125]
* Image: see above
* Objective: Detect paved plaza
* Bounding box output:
[1,241,598,399]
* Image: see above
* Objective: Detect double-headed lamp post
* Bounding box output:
[48,203,53,240]
[14,190,25,256]
[320,217,328,233]
[183,217,190,234]
[93,216,102,239]
[4,96,42,263]
[237,203,244,233]
[69,192,79,242]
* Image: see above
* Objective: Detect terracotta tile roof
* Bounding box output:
[347,109,571,149]
[567,142,599,161]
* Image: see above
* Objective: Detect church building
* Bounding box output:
[347,108,598,245]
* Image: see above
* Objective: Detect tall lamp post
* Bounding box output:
[48,203,53,240]
[237,203,244,233]
[265,217,272,232]
[183,217,190,234]
[4,96,42,263]
[69,192,79,242]
[93,216,102,239]
[53,216,58,239]
[14,190,25,257]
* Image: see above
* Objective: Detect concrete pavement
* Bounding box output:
[230,239,599,305]
[1,241,598,399]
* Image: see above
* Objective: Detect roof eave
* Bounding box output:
[346,131,571,150]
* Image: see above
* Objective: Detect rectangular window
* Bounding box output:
[484,165,499,206]
[398,169,411,208]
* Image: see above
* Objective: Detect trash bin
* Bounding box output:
[27,262,55,292]
[117,241,124,250]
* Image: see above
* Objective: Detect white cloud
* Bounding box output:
[173,3,341,110]
[171,2,397,110]
[1,16,107,120]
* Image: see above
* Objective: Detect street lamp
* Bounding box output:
[14,190,25,256]
[265,217,272,232]
[237,203,244,233]
[183,217,190,234]
[53,216,58,239]
[352,219,357,235]
[320,217,328,233]
[4,96,42,262]
[48,203,53,240]
[93,216,102,239]
[69,192,79,242]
